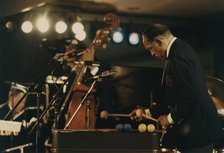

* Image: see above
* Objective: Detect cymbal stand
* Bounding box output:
[64,79,97,130]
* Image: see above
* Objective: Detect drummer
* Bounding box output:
[0,82,27,119]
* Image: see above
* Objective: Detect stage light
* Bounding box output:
[112,30,123,44]
[75,30,86,41]
[72,22,84,34]
[21,21,33,33]
[55,21,67,34]
[5,21,16,31]
[36,17,50,33]
[129,32,140,45]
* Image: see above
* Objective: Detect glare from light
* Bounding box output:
[112,30,123,43]
[55,21,67,34]
[75,30,86,41]
[37,2,46,7]
[129,32,140,45]
[22,7,32,12]
[21,21,33,33]
[72,22,84,34]
[37,17,50,33]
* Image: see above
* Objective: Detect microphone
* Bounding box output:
[88,70,116,80]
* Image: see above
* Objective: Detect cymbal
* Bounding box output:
[205,76,224,116]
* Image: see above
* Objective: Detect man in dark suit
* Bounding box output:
[133,24,222,153]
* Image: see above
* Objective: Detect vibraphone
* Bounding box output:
[52,129,162,153]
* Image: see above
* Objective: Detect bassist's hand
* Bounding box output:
[81,48,95,61]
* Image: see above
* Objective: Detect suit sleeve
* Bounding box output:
[170,53,200,123]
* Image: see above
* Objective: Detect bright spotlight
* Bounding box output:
[37,17,49,33]
[75,30,86,41]
[72,22,84,34]
[55,21,67,34]
[21,21,33,33]
[129,32,140,45]
[112,30,123,43]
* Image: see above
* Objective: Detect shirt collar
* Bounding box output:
[166,37,177,58]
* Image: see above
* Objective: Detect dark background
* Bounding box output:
[0,2,224,110]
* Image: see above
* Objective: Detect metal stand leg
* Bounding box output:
[3,143,33,153]
[86,99,91,129]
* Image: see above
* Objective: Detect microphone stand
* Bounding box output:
[35,92,40,153]
[4,54,61,121]
[3,143,33,153]
[64,77,100,130]
[55,72,78,129]
[29,70,75,134]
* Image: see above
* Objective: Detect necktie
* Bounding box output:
[161,59,168,86]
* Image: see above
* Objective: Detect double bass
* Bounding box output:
[63,13,120,130]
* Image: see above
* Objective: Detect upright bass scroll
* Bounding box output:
[90,13,120,49]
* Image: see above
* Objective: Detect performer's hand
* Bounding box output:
[82,48,94,61]
[157,115,170,129]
